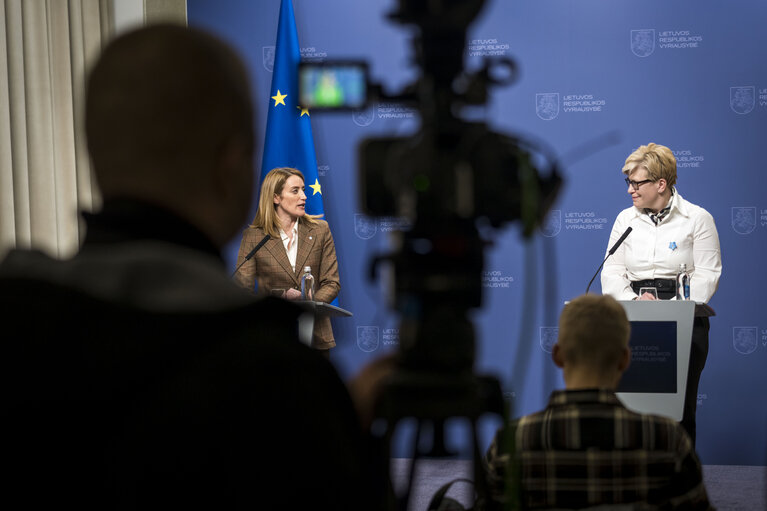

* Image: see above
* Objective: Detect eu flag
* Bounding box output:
[261,0,324,218]
[262,0,338,306]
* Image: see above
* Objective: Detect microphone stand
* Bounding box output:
[585,226,632,294]
[230,234,271,278]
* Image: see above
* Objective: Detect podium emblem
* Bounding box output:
[731,207,756,235]
[357,326,380,352]
[732,327,758,355]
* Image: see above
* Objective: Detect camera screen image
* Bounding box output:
[298,62,368,109]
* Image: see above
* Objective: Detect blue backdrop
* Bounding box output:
[188,0,767,466]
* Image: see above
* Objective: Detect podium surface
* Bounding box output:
[295,300,352,346]
[298,300,353,317]
[615,300,696,421]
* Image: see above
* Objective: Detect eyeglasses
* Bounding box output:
[624,177,653,191]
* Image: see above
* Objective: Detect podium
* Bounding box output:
[295,300,352,346]
[615,300,713,421]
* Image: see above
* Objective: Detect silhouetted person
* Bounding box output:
[0,24,367,510]
[484,294,712,510]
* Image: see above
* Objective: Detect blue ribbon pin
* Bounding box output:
[669,241,677,251]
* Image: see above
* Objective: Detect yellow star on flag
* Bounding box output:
[271,90,287,106]
[309,178,322,196]
[297,105,310,117]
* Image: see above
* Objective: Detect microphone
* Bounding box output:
[585,226,632,294]
[607,226,632,255]
[230,234,271,278]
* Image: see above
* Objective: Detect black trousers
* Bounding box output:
[631,280,709,445]
[683,316,709,446]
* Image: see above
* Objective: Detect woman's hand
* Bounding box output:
[284,288,302,300]
[638,292,657,300]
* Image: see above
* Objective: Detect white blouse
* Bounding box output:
[601,190,721,303]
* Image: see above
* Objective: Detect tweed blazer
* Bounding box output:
[234,219,340,349]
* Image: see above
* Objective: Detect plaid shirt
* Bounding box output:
[484,389,713,510]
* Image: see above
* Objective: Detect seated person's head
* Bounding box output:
[85,24,255,247]
[553,294,631,389]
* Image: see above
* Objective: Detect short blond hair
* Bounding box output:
[622,143,677,188]
[557,295,630,370]
[252,167,319,238]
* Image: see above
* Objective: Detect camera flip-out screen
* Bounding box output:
[298,61,368,110]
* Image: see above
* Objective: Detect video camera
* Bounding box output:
[301,1,562,508]
[300,0,561,373]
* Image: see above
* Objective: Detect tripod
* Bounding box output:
[372,368,506,510]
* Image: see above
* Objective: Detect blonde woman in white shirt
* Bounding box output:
[601,142,721,445]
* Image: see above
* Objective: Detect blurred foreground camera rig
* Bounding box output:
[301,0,562,508]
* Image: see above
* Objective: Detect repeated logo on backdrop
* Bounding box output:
[731,207,757,235]
[540,209,609,236]
[382,328,400,348]
[262,46,276,72]
[482,271,515,289]
[564,211,609,231]
[536,93,607,120]
[730,207,767,234]
[352,108,375,127]
[630,28,703,57]
[262,45,326,72]
[353,214,411,240]
[351,104,417,127]
[356,326,400,352]
[539,327,559,353]
[631,29,655,57]
[673,150,705,169]
[536,93,559,120]
[541,210,562,237]
[730,86,767,114]
[356,326,380,352]
[730,87,755,114]
[354,214,377,240]
[466,38,511,57]
[376,103,417,120]
[300,46,326,62]
[732,327,759,355]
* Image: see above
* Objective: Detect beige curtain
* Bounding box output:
[0,0,187,260]
[144,0,186,24]
[0,0,111,259]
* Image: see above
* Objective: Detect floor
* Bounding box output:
[390,459,767,510]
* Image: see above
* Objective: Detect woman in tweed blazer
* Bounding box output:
[234,168,340,350]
